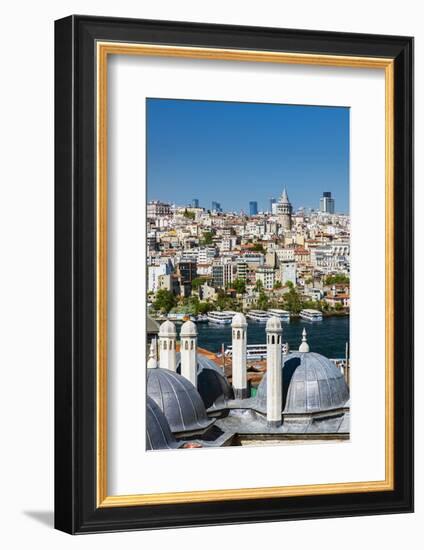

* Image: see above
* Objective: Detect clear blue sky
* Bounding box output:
[146,98,349,213]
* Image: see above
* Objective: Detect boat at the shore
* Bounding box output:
[196,314,209,323]
[300,308,323,321]
[166,313,195,323]
[268,308,291,322]
[246,310,269,323]
[207,311,236,324]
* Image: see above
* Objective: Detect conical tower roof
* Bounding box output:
[280,187,290,204]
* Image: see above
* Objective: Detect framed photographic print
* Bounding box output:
[54,15,414,533]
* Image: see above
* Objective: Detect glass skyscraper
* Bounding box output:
[320,191,335,214]
[249,201,258,216]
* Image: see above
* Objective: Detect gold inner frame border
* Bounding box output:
[96,42,394,508]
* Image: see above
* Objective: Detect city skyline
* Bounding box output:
[147,98,350,213]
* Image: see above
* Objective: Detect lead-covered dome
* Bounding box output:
[196,355,234,410]
[175,353,234,410]
[146,396,181,450]
[256,352,349,415]
[147,367,214,435]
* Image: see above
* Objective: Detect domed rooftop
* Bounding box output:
[256,352,349,415]
[266,316,282,332]
[180,319,197,337]
[159,319,177,337]
[147,367,214,435]
[146,396,181,451]
[231,313,247,328]
[176,353,233,410]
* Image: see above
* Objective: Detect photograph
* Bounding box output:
[146,98,351,450]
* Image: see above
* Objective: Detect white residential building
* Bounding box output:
[280,261,297,286]
[256,267,276,290]
[148,261,172,293]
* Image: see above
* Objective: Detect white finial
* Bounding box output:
[147,340,158,369]
[299,328,310,353]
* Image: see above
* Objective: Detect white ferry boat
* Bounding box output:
[225,342,288,360]
[300,308,323,321]
[225,343,267,360]
[167,313,194,322]
[246,310,270,323]
[207,311,235,325]
[268,308,291,322]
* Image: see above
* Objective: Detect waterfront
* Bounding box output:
[174,315,349,358]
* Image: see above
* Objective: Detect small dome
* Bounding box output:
[176,353,233,410]
[146,396,180,450]
[256,352,349,414]
[231,312,247,328]
[180,319,197,337]
[147,368,214,434]
[196,355,234,409]
[266,316,282,332]
[159,319,177,337]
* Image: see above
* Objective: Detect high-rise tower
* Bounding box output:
[277,187,292,230]
[249,201,258,216]
[320,191,335,214]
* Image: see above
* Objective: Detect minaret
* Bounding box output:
[299,328,310,352]
[266,317,283,427]
[180,320,198,386]
[277,187,293,230]
[147,340,158,369]
[158,320,177,371]
[231,313,248,399]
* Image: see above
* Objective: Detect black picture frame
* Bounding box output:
[55,15,414,534]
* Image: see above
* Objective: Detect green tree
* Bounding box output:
[216,293,238,312]
[252,243,265,254]
[335,302,344,311]
[283,286,303,314]
[183,208,195,220]
[255,279,264,291]
[273,281,282,290]
[232,278,246,294]
[197,302,213,314]
[191,277,208,290]
[152,289,177,313]
[188,295,200,315]
[257,290,269,310]
[325,274,350,285]
[201,231,214,245]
